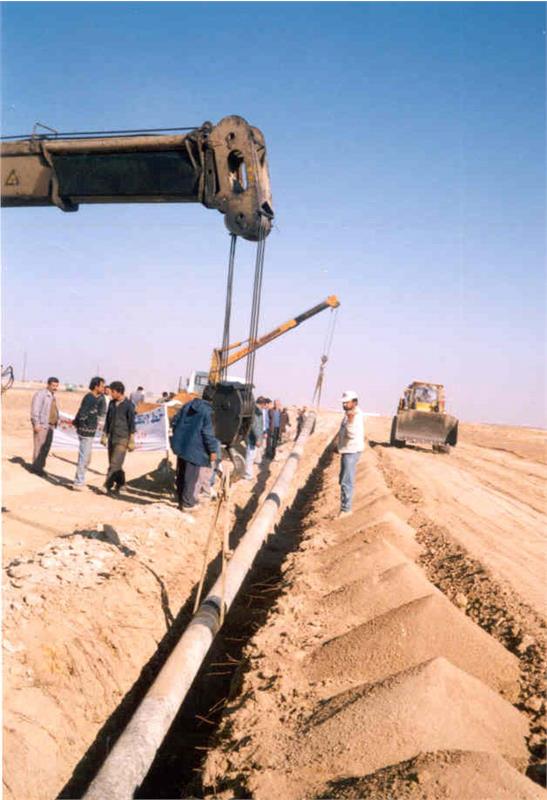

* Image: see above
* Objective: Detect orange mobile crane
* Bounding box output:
[208,295,340,446]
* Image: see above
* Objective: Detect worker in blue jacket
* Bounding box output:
[170,386,219,511]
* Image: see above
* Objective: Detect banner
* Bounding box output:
[52,404,169,452]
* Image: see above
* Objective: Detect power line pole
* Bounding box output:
[22,351,27,382]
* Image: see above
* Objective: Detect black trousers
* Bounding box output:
[267,427,280,458]
[176,458,201,509]
[106,442,128,489]
[32,427,53,474]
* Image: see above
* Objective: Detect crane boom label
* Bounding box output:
[5,169,19,187]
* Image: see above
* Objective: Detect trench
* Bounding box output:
[57,442,334,799]
[135,444,334,799]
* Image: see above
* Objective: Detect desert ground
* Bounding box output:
[2,387,546,799]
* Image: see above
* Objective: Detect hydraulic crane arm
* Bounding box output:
[0,115,273,241]
[209,295,340,384]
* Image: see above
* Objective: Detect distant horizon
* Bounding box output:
[7,380,546,432]
[2,3,545,428]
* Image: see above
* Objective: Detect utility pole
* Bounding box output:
[22,351,27,383]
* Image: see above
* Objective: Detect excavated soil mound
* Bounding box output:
[306,593,521,700]
[318,538,411,591]
[293,658,529,794]
[319,561,439,633]
[315,750,547,800]
[358,510,423,559]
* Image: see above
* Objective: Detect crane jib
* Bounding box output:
[0,115,274,242]
[293,301,331,326]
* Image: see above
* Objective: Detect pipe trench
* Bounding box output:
[85,412,318,800]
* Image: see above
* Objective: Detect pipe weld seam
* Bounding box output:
[266,492,281,508]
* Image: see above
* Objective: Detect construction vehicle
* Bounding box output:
[207,295,340,447]
[184,370,245,397]
[1,115,273,241]
[1,365,14,395]
[390,381,458,454]
[1,114,274,443]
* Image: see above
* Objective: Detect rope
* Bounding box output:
[311,306,339,408]
[192,464,233,616]
[219,468,233,626]
[220,234,238,383]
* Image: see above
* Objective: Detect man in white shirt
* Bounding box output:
[337,389,365,516]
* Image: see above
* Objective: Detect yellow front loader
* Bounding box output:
[390,381,459,454]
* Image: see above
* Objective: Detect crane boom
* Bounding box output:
[0,115,273,241]
[209,295,340,384]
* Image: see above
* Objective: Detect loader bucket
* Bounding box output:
[394,411,459,447]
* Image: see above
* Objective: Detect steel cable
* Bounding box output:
[312,306,339,408]
[0,125,199,141]
[245,217,267,392]
[220,234,238,382]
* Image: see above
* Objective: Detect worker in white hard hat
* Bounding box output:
[337,390,365,517]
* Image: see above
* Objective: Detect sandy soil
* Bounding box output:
[3,393,546,799]
[367,417,546,617]
[202,417,546,799]
[2,387,338,800]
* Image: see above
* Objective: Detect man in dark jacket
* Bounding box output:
[101,381,136,494]
[267,398,290,459]
[170,386,219,511]
[243,397,266,480]
[72,376,106,490]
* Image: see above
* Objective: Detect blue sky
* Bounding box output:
[1,2,545,425]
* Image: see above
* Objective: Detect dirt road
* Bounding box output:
[367,417,546,616]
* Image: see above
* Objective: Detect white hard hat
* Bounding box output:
[341,390,358,402]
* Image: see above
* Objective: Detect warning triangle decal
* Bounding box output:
[5,170,19,187]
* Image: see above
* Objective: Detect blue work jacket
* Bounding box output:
[170,398,219,467]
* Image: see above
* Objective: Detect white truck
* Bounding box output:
[183,370,246,397]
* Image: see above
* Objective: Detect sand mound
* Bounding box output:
[354,510,422,560]
[314,750,546,800]
[320,561,437,631]
[334,493,406,530]
[295,657,529,790]
[327,454,410,525]
[319,538,410,591]
[306,593,520,700]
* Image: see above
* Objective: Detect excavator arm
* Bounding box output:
[209,295,340,384]
[0,115,273,241]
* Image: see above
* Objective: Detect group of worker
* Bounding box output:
[29,378,364,517]
[170,392,293,512]
[30,376,136,493]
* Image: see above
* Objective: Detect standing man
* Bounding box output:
[279,404,291,443]
[337,390,365,517]
[267,398,284,460]
[101,381,136,494]
[130,386,145,407]
[256,396,270,465]
[30,377,60,476]
[72,377,106,491]
[243,397,266,480]
[296,406,308,440]
[170,386,219,512]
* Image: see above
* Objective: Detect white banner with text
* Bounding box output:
[52,405,169,452]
